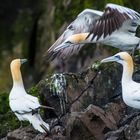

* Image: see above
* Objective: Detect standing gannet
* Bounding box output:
[101,52,140,109]
[9,59,50,133]
[47,3,140,60]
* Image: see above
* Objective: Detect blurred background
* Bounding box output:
[0,0,139,91]
[0,0,140,138]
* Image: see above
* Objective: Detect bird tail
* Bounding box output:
[27,114,50,133]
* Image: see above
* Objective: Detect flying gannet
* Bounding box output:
[101,52,140,109]
[46,3,140,60]
[9,59,50,133]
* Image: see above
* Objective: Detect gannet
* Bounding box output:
[9,59,50,133]
[101,52,140,109]
[47,3,140,60]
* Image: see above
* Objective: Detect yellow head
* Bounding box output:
[10,59,27,82]
[116,52,133,74]
[101,52,132,64]
[54,33,89,51]
[67,33,89,44]
[101,52,133,75]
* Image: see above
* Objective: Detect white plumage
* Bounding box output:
[47,3,140,60]
[9,59,49,133]
[101,52,140,109]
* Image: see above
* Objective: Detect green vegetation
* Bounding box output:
[28,86,39,97]
[0,92,19,138]
[91,61,101,71]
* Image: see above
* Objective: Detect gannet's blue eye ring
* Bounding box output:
[115,55,123,60]
[66,41,72,44]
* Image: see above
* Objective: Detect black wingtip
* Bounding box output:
[40,124,49,134]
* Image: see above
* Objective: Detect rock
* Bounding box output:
[3,65,140,140]
[104,100,126,125]
[51,125,66,140]
[105,114,140,140]
[124,116,140,140]
[34,134,52,140]
[2,101,125,140]
[3,101,140,140]
[105,125,127,140]
[6,126,37,140]
[37,63,123,119]
[119,111,140,126]
[65,104,124,140]
[5,126,51,140]
[37,71,96,118]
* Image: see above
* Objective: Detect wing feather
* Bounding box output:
[46,4,140,60]
[10,95,40,114]
[46,9,102,60]
[90,3,140,41]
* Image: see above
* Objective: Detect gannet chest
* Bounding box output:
[122,81,140,109]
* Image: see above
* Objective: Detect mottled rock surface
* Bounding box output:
[2,67,140,140]
[2,101,140,140]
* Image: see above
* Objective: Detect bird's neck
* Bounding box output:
[11,67,24,87]
[122,60,133,84]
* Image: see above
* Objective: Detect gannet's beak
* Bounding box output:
[101,56,117,63]
[54,43,70,52]
[20,59,27,64]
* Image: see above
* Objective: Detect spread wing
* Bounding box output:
[46,9,103,60]
[89,3,140,41]
[46,4,140,60]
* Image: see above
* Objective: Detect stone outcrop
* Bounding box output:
[2,99,140,140]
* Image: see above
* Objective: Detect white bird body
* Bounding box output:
[122,81,140,109]
[9,87,40,121]
[9,59,49,133]
[99,30,140,50]
[121,60,140,109]
[47,3,140,60]
[101,52,140,109]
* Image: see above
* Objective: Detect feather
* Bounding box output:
[46,3,140,60]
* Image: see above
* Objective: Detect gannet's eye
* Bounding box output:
[115,55,122,60]
[66,41,72,44]
[68,25,74,30]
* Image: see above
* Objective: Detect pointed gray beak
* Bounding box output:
[101,56,117,63]
[20,59,27,64]
[54,43,70,52]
